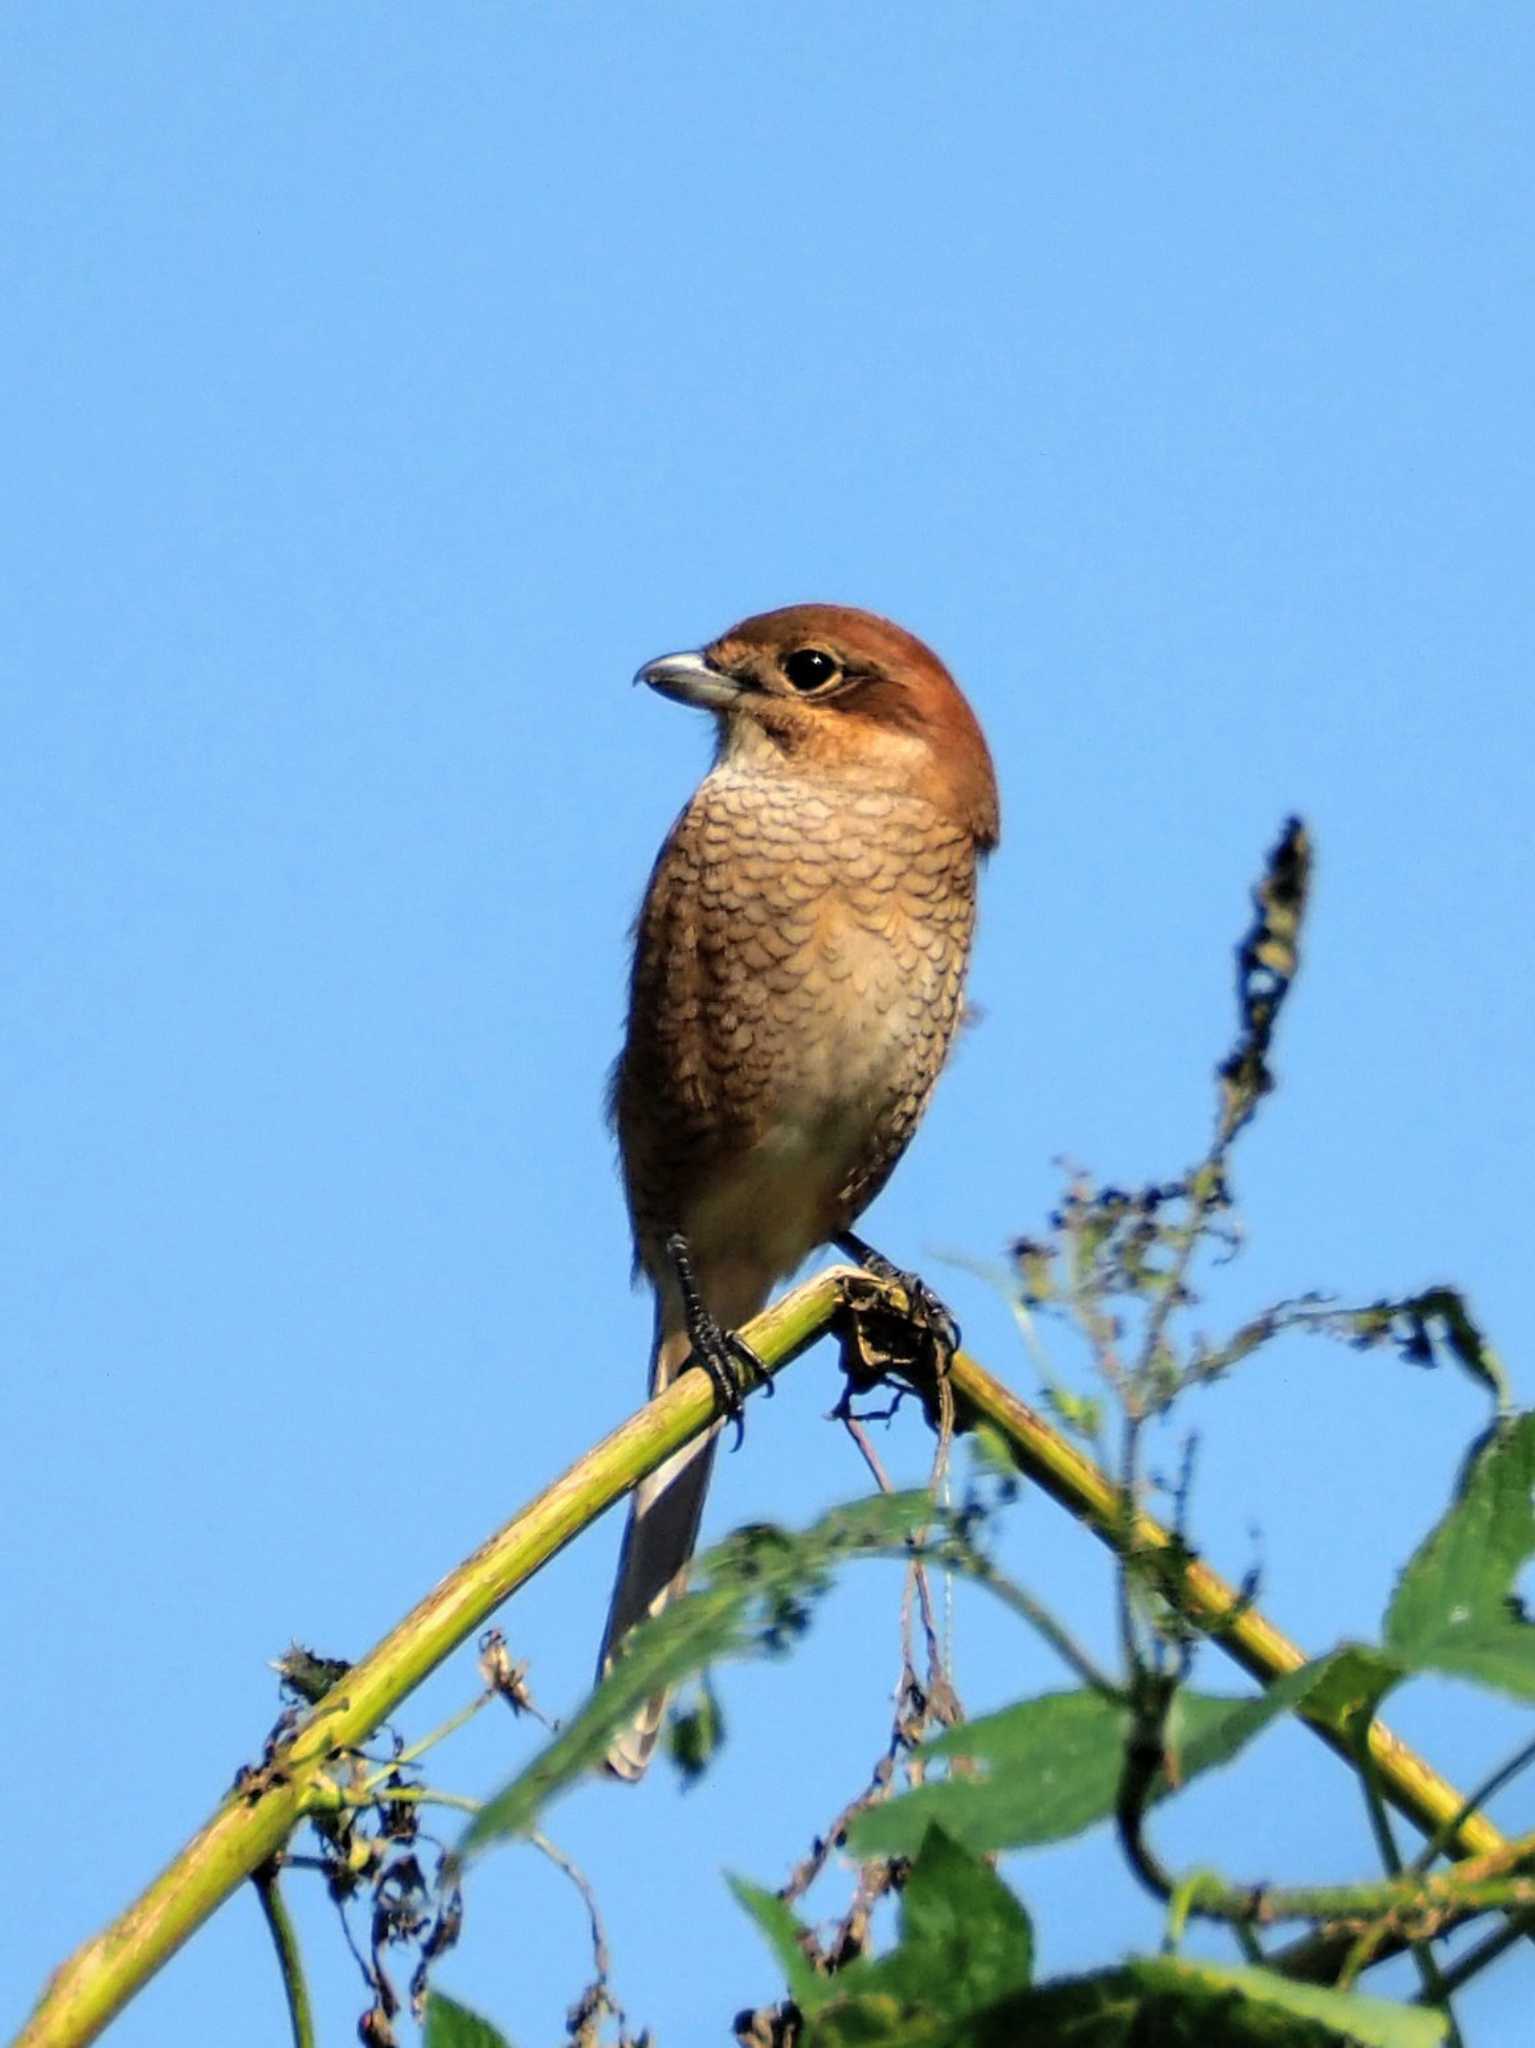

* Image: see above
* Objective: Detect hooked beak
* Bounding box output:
[633,649,742,710]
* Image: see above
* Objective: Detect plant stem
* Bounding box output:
[1420,1911,1535,2000]
[252,1865,313,2048]
[1408,1732,1535,1879]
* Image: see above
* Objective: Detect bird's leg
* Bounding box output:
[664,1232,768,1446]
[834,1231,960,1363]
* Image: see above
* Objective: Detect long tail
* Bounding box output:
[597,1302,720,1781]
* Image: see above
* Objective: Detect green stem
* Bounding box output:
[1352,1728,1463,2041]
[954,1542,1120,1699]
[252,1865,313,2048]
[355,1784,483,1818]
[1408,1732,1535,1879]
[360,1687,494,1792]
[1213,1873,1535,1927]
[1231,1921,1267,1967]
[1420,1910,1535,2000]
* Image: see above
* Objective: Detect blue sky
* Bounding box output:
[4,5,1533,2042]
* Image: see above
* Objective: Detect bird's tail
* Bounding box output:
[597,1307,718,1781]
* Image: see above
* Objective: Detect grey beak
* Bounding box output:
[633,649,741,710]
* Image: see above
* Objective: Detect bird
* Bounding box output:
[598,602,1000,1779]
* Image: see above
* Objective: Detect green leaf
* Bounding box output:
[808,2000,949,2046]
[795,1829,1032,2045]
[808,1998,948,2046]
[1047,1384,1105,1441]
[839,1825,1033,2016]
[1168,1661,1341,1775]
[729,1877,832,2016]
[737,1830,1032,2037]
[1132,1960,1446,2047]
[1385,1411,1535,1696]
[849,1664,1332,1858]
[667,1673,726,1783]
[1295,1644,1404,1742]
[938,1958,1446,2047]
[1399,1623,1535,1695]
[456,1492,933,1858]
[848,1690,1123,1855]
[893,1825,1033,2008]
[423,1989,517,2048]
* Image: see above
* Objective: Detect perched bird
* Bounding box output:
[599,603,999,1778]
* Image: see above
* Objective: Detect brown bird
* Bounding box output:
[599,602,999,1779]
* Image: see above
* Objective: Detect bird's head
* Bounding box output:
[634,603,999,850]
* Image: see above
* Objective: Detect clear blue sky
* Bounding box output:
[5,6,1533,2042]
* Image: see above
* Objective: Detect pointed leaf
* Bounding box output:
[1386,1412,1535,1695]
[424,1990,517,2048]
[826,1824,1032,2022]
[893,1824,1033,2008]
[850,1663,1333,1857]
[729,1877,832,2015]
[808,1998,947,2046]
[1399,1624,1535,1695]
[947,1958,1445,2047]
[1168,1660,1343,1776]
[848,1690,1123,1855]
[1130,1960,1446,2047]
[1293,1644,1403,1742]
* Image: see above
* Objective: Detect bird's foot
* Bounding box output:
[833,1232,959,1392]
[843,1228,961,1359]
[664,1232,768,1448]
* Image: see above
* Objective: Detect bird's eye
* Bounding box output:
[780,647,840,693]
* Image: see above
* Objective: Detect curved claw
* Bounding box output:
[690,1327,765,1449]
[664,1230,769,1448]
[834,1231,960,1365]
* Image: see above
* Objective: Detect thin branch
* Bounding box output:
[1351,1728,1464,2042]
[945,1535,1119,1700]
[362,1689,494,1788]
[530,1830,613,1989]
[1421,1911,1535,2001]
[358,1785,484,1819]
[1120,1768,1535,1933]
[1409,1732,1535,1880]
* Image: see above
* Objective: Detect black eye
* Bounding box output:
[780,647,840,692]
